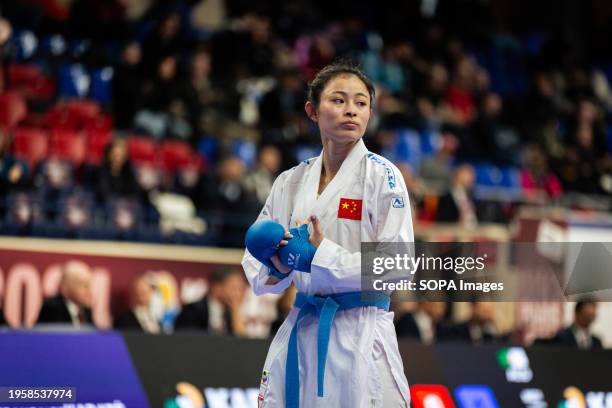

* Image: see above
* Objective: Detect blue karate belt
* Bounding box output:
[285,291,391,408]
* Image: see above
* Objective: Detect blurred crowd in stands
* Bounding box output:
[7,259,602,349]
[1,0,612,246]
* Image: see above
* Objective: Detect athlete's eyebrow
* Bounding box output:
[328,90,369,99]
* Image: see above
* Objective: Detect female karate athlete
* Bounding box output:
[242,63,413,408]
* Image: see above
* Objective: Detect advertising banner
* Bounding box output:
[0,332,150,408]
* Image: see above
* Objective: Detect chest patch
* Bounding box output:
[338,198,362,220]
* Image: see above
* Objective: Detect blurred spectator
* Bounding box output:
[258,67,306,144]
[136,55,191,140]
[69,0,127,43]
[560,99,612,194]
[445,56,477,126]
[269,284,297,336]
[243,145,282,205]
[115,274,160,333]
[414,63,454,132]
[397,162,425,219]
[176,48,229,143]
[175,267,248,336]
[0,17,12,92]
[34,157,72,220]
[141,12,187,77]
[37,260,95,328]
[419,130,458,193]
[521,144,563,203]
[528,72,569,126]
[442,301,507,344]
[472,92,521,165]
[436,164,477,228]
[212,155,259,246]
[396,301,448,344]
[191,0,227,32]
[555,298,603,350]
[0,129,29,200]
[95,139,138,202]
[112,42,145,130]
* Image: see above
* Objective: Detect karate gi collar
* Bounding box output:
[301,138,369,217]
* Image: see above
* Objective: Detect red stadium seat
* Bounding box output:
[84,113,113,133]
[45,106,79,130]
[8,63,41,85]
[127,136,157,165]
[65,99,101,121]
[158,140,193,173]
[12,127,49,168]
[48,128,86,165]
[86,128,113,165]
[0,91,28,129]
[8,63,55,100]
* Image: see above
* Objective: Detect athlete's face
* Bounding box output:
[306,74,372,146]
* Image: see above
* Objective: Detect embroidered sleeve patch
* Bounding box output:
[392,196,405,208]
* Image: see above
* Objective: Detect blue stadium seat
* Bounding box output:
[474,162,521,200]
[58,64,90,98]
[39,34,67,57]
[420,130,441,157]
[389,128,422,169]
[296,145,320,163]
[231,139,256,168]
[10,31,38,61]
[197,136,219,165]
[90,67,114,105]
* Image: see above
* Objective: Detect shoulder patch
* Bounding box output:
[367,153,397,189]
[391,196,405,208]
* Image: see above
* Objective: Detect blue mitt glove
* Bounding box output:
[279,224,316,273]
[245,220,286,273]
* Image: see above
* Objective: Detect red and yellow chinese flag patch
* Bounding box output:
[338,198,362,220]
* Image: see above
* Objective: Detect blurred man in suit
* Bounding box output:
[174,267,247,336]
[396,301,448,344]
[115,274,160,333]
[556,298,603,349]
[436,164,477,228]
[37,260,95,328]
[443,301,506,344]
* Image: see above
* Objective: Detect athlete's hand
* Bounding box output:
[296,215,324,248]
[264,231,292,284]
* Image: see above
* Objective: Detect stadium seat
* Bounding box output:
[85,113,113,132]
[7,62,56,100]
[8,63,42,86]
[127,136,157,165]
[420,130,441,157]
[58,64,90,98]
[65,98,101,120]
[231,139,257,168]
[90,67,114,105]
[296,144,321,163]
[474,162,522,200]
[48,128,87,165]
[39,34,67,57]
[158,140,193,174]
[391,128,422,169]
[86,128,113,165]
[10,31,38,61]
[0,91,28,128]
[197,136,219,165]
[12,127,49,169]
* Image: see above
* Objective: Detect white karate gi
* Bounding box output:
[242,139,413,408]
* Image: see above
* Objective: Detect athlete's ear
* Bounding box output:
[305,101,317,122]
